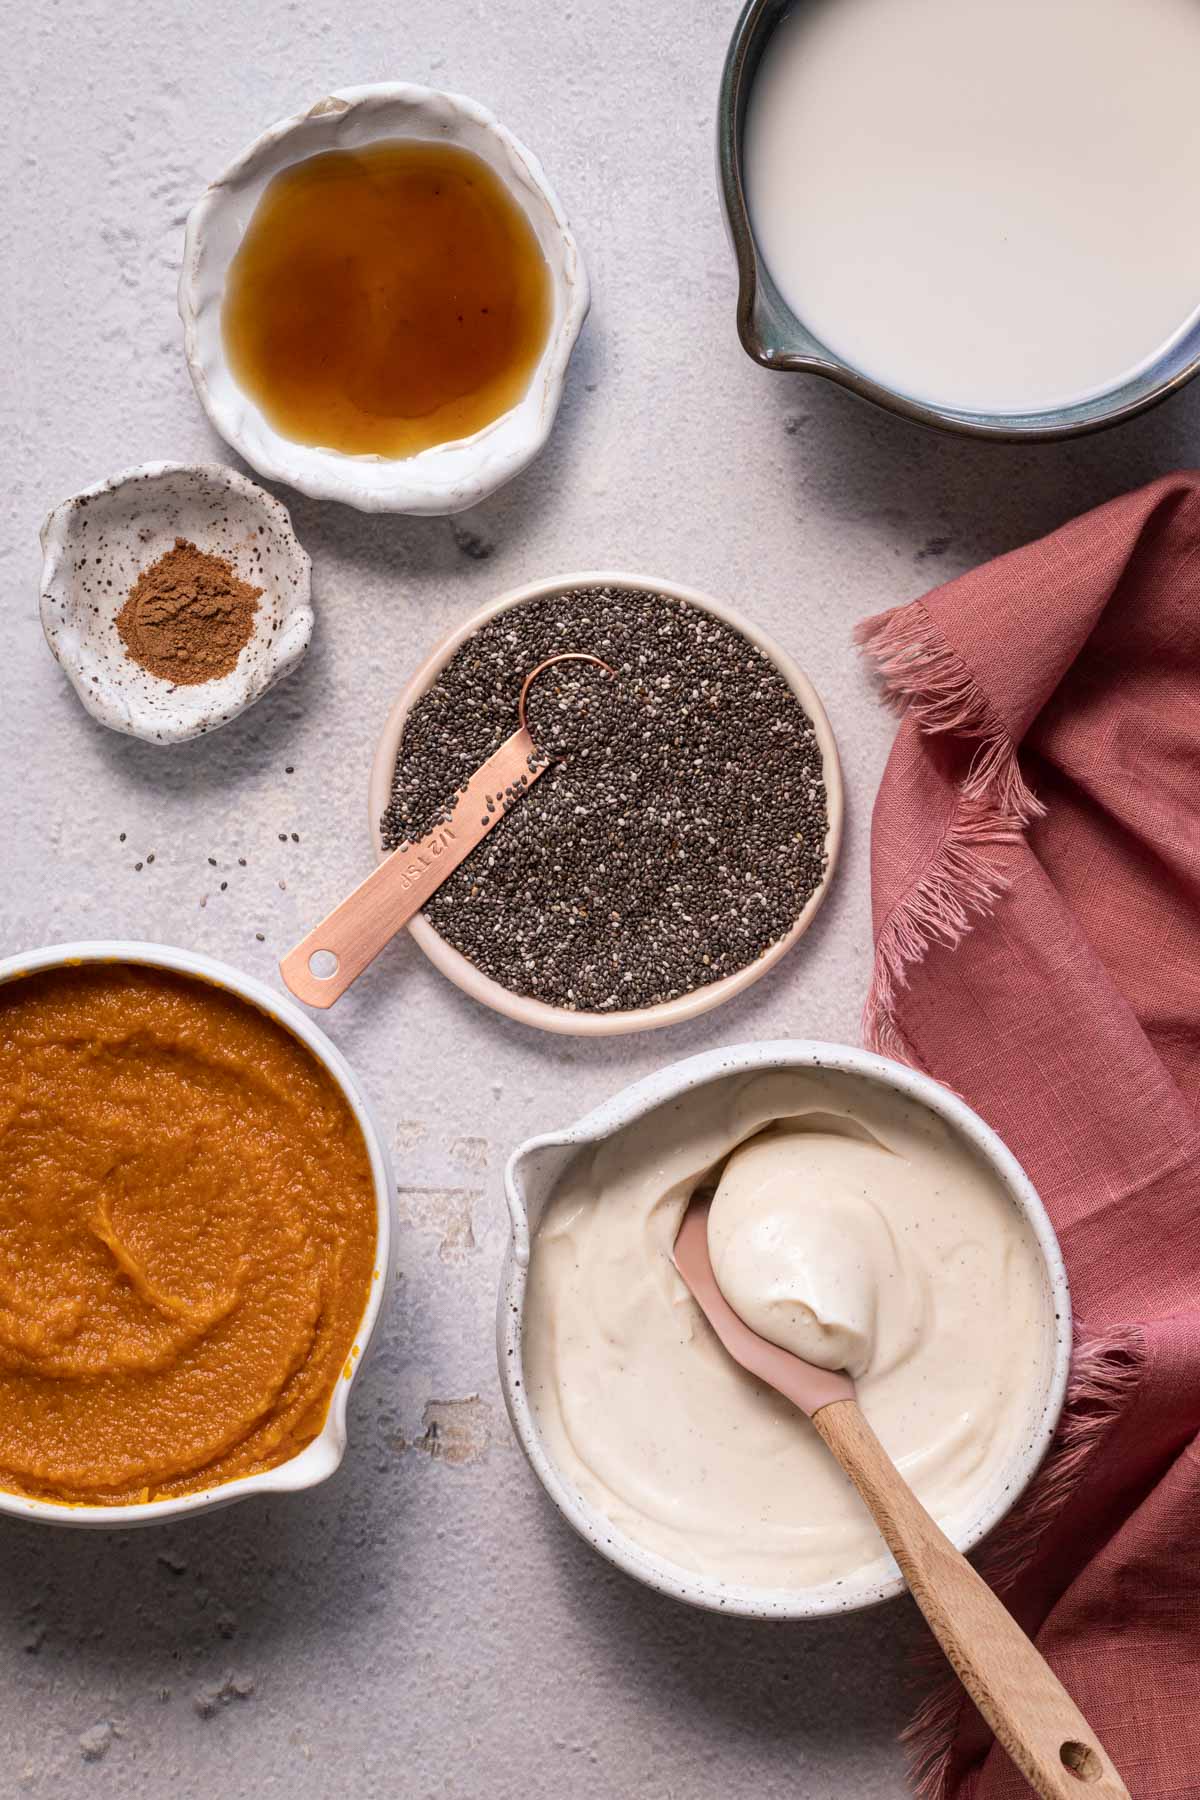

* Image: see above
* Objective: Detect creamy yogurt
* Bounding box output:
[743,0,1200,414]
[524,1068,1053,1590]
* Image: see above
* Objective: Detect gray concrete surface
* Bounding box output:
[4,2,1199,1795]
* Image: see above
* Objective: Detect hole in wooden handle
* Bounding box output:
[308,950,339,980]
[1060,1741,1103,1782]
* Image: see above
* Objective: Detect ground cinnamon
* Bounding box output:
[116,538,261,685]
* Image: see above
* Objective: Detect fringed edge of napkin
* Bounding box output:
[855,599,1045,1064]
[901,1327,1144,1797]
[857,599,1147,1792]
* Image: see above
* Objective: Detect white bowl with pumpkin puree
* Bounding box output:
[0,942,393,1528]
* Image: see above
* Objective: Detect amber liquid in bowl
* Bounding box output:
[222,139,554,460]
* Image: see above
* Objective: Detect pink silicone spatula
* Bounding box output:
[673,1197,1129,1800]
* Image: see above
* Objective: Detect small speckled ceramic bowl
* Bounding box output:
[40,462,312,745]
[180,83,589,514]
[0,941,394,1530]
[499,1040,1071,1618]
[719,0,1200,440]
[367,571,843,1035]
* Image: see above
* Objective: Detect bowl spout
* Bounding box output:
[504,1133,580,1267]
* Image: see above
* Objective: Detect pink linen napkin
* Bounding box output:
[858,472,1200,1798]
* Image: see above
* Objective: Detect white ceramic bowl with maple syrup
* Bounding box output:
[180,84,589,515]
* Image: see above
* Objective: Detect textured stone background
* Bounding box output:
[5,2,1199,1795]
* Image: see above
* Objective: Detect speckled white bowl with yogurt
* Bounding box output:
[499,1040,1070,1619]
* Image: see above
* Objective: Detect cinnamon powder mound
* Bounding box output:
[116,538,262,686]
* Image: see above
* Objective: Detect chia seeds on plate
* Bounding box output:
[379,586,830,1013]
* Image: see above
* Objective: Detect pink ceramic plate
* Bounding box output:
[367,570,843,1036]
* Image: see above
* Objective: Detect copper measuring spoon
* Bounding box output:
[279,653,611,1008]
[672,1197,1129,1800]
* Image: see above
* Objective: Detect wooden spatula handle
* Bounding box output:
[812,1399,1129,1800]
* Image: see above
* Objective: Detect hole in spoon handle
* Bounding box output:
[1061,1741,1103,1783]
[279,727,547,1008]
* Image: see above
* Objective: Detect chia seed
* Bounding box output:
[379,586,830,1013]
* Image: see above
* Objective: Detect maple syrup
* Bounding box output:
[222,139,553,459]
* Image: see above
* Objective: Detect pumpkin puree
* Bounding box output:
[0,964,378,1506]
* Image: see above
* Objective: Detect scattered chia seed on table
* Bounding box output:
[380,587,830,1013]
